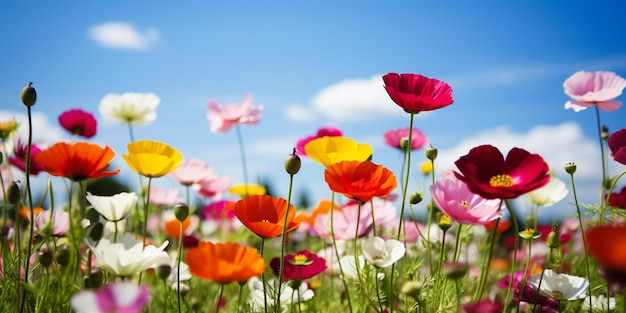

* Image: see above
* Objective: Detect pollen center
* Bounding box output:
[551,290,564,300]
[261,219,271,223]
[459,200,470,208]
[489,174,514,188]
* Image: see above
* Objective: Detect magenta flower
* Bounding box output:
[70,282,150,313]
[8,137,43,175]
[383,73,454,114]
[201,200,236,221]
[383,127,428,151]
[206,93,262,133]
[430,176,502,225]
[607,187,626,210]
[608,128,626,165]
[563,71,626,112]
[462,299,504,313]
[270,249,327,281]
[58,108,98,138]
[295,126,343,156]
[454,145,550,200]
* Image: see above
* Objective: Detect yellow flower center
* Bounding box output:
[459,200,470,208]
[489,174,514,188]
[551,290,564,300]
[294,254,308,263]
[290,254,314,266]
[524,227,535,236]
[261,219,271,223]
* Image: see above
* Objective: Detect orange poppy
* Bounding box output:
[186,241,266,284]
[163,217,192,238]
[302,200,340,226]
[586,225,626,271]
[34,142,120,181]
[234,195,303,238]
[324,160,397,202]
[19,206,44,221]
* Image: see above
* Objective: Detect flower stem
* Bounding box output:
[235,125,250,195]
[20,105,36,313]
[568,170,592,311]
[215,284,225,313]
[473,216,500,302]
[453,224,463,262]
[516,238,533,312]
[502,199,520,312]
[259,238,268,313]
[330,192,353,313]
[177,219,184,313]
[594,105,609,203]
[276,172,296,312]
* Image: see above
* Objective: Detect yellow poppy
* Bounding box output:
[229,183,266,197]
[122,140,183,178]
[304,136,373,167]
[0,119,19,140]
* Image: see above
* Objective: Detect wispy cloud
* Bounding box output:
[88,22,160,51]
[284,104,317,123]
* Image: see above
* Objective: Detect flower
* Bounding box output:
[311,201,372,240]
[304,136,373,167]
[148,186,184,207]
[86,192,138,222]
[563,71,626,112]
[234,195,303,238]
[248,277,314,311]
[99,92,160,125]
[0,119,19,140]
[193,176,231,199]
[186,241,265,284]
[87,234,170,277]
[171,158,216,186]
[607,186,626,209]
[8,137,43,175]
[454,145,550,199]
[382,72,454,113]
[34,210,71,236]
[70,282,150,313]
[201,200,236,221]
[58,108,97,138]
[608,128,626,165]
[295,126,343,156]
[122,140,183,178]
[527,269,589,301]
[581,295,616,311]
[269,249,327,281]
[586,225,626,292]
[34,142,120,181]
[206,93,262,133]
[430,175,502,225]
[228,183,266,197]
[324,160,397,202]
[462,299,504,313]
[361,236,405,268]
[525,175,568,207]
[383,127,428,151]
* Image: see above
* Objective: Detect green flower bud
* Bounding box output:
[443,262,469,280]
[284,148,301,175]
[547,225,560,249]
[157,264,172,281]
[438,214,452,232]
[401,280,422,300]
[409,192,423,205]
[425,146,438,161]
[20,82,37,107]
[7,181,21,205]
[174,203,190,222]
[55,248,71,266]
[38,249,54,268]
[88,222,104,242]
[400,137,411,152]
[564,162,576,174]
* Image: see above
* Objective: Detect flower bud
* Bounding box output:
[284,148,301,175]
[55,247,71,266]
[86,269,104,289]
[547,225,560,249]
[7,181,21,205]
[157,264,172,281]
[425,146,438,161]
[20,82,37,107]
[400,137,411,151]
[401,280,422,300]
[38,249,54,268]
[409,192,423,205]
[88,222,104,242]
[443,262,468,280]
[564,162,576,174]
[601,125,609,140]
[438,214,452,232]
[174,203,190,222]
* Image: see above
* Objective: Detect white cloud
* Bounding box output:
[88,22,160,51]
[284,104,317,123]
[310,74,406,121]
[0,110,67,147]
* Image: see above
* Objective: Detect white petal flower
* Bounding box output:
[338,255,385,280]
[99,92,160,125]
[361,237,405,268]
[527,269,589,301]
[87,192,137,222]
[581,295,616,311]
[88,234,170,277]
[526,176,568,207]
[248,277,314,311]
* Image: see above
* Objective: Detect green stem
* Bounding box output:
[516,239,533,312]
[330,192,353,313]
[142,177,153,249]
[502,199,520,313]
[434,229,448,310]
[215,284,225,313]
[473,217,500,302]
[20,105,36,313]
[453,224,463,262]
[276,172,295,312]
[369,199,377,237]
[601,170,626,221]
[177,220,184,313]
[375,268,384,312]
[568,171,593,311]
[235,125,249,195]
[594,105,609,203]
[259,238,268,313]
[236,283,244,313]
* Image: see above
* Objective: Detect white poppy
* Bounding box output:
[248,277,314,311]
[361,236,405,268]
[527,269,589,301]
[86,192,137,222]
[99,92,160,125]
[338,255,385,280]
[526,176,568,207]
[87,233,170,277]
[581,295,616,311]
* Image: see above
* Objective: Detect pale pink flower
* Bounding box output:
[71,281,150,313]
[149,186,184,207]
[206,93,262,133]
[430,175,502,225]
[383,127,428,151]
[171,158,217,186]
[563,71,626,112]
[295,126,343,156]
[192,176,231,199]
[34,210,71,236]
[312,202,371,241]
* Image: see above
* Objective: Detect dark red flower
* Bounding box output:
[586,225,626,292]
[454,145,550,199]
[608,128,626,165]
[462,299,504,313]
[8,138,43,175]
[607,186,626,209]
[58,108,97,138]
[270,249,327,281]
[383,73,454,114]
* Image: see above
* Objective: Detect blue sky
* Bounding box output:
[1,1,626,221]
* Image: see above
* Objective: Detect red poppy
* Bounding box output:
[186,241,266,284]
[324,160,397,202]
[484,219,510,233]
[270,249,327,281]
[454,145,550,200]
[608,128,626,165]
[58,108,97,138]
[586,225,626,292]
[607,187,626,209]
[383,73,454,114]
[233,195,303,238]
[34,142,120,181]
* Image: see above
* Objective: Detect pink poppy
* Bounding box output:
[383,127,428,151]
[192,176,231,199]
[171,158,219,186]
[454,145,550,200]
[58,108,97,138]
[430,175,502,225]
[383,73,454,113]
[608,128,626,165]
[563,71,626,112]
[71,282,150,313]
[148,186,184,207]
[201,200,236,221]
[34,210,72,237]
[206,93,262,133]
[312,201,371,241]
[295,126,343,156]
[8,137,43,175]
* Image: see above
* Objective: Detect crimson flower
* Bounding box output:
[454,145,550,199]
[8,138,43,175]
[383,127,428,151]
[270,249,327,281]
[58,108,97,138]
[607,187,626,209]
[608,128,626,165]
[383,73,454,114]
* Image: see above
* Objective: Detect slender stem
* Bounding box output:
[375,268,384,312]
[215,284,225,313]
[330,192,353,313]
[516,239,533,312]
[177,220,184,313]
[236,283,244,313]
[259,238,268,313]
[502,199,520,313]
[473,217,500,302]
[276,172,295,312]
[594,105,608,200]
[568,171,592,311]
[142,177,153,249]
[127,122,135,143]
[434,229,448,310]
[369,199,377,237]
[453,224,463,262]
[235,125,249,195]
[20,105,36,313]
[601,170,626,221]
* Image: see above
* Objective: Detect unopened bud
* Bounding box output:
[438,214,452,232]
[409,192,423,205]
[174,203,190,222]
[157,264,172,281]
[88,222,104,242]
[443,262,468,280]
[400,137,411,151]
[38,249,54,268]
[20,82,37,107]
[284,148,301,175]
[8,181,21,205]
[564,162,577,174]
[56,247,71,266]
[401,280,422,300]
[547,225,560,249]
[425,146,438,161]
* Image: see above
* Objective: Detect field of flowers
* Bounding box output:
[0,71,625,312]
